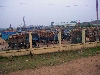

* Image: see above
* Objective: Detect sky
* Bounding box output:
[0,0,100,28]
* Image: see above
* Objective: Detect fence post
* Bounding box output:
[82,29,86,48]
[29,32,32,50]
[58,31,62,51]
[82,29,85,44]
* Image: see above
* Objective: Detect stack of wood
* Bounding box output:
[70,28,82,43]
[0,37,8,50]
[8,33,27,43]
[0,37,6,45]
[98,28,100,41]
[88,28,95,42]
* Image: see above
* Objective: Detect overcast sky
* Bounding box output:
[0,0,100,28]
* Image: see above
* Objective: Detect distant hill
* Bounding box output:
[0,28,7,32]
[0,28,7,30]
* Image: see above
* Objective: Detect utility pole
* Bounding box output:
[96,0,99,41]
[96,0,98,28]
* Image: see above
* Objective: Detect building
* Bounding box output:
[79,20,100,26]
[92,20,100,26]
[1,30,17,40]
[64,23,76,27]
[1,24,17,40]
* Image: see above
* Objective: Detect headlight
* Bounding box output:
[15,44,17,45]
[24,43,25,44]
[21,43,22,44]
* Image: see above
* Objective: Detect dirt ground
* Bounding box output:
[5,54,100,75]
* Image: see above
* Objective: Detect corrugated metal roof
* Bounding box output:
[3,30,17,32]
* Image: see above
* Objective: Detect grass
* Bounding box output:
[0,46,100,74]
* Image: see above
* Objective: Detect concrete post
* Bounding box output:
[58,31,62,50]
[29,32,32,49]
[82,29,85,44]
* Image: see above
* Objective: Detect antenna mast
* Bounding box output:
[23,16,26,28]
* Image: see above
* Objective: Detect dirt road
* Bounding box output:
[6,54,100,75]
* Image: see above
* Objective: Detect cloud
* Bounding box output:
[66,6,71,7]
[74,5,78,6]
[0,6,4,7]
[48,4,54,5]
[19,3,26,4]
